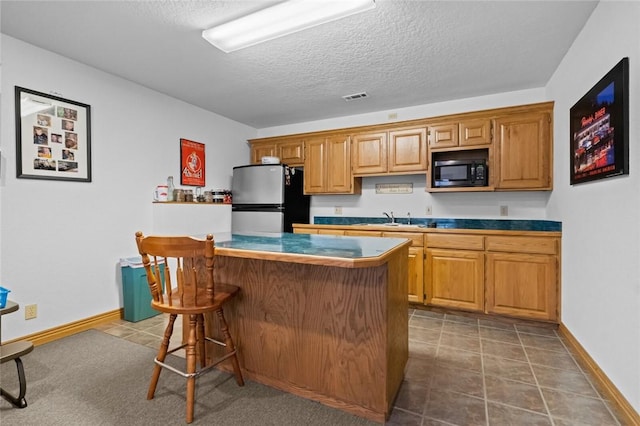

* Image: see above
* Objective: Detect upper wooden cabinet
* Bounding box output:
[249,138,305,167]
[494,111,552,190]
[249,101,554,193]
[304,135,360,194]
[352,126,427,176]
[428,119,491,150]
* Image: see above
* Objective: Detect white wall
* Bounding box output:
[0,36,254,340]
[546,1,640,412]
[258,87,554,221]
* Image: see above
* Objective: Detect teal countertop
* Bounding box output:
[313,216,562,232]
[214,232,408,260]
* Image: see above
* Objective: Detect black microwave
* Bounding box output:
[433,159,488,188]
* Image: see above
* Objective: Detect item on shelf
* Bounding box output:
[185,189,194,202]
[166,176,175,201]
[204,191,214,203]
[153,185,169,202]
[174,189,185,202]
[224,190,232,204]
[261,156,280,164]
[212,189,225,203]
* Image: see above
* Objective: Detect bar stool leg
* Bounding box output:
[0,357,28,408]
[148,313,176,400]
[216,308,244,386]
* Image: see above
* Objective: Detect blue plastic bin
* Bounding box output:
[0,286,9,308]
[120,257,164,322]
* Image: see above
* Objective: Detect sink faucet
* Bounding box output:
[407,212,411,225]
[383,211,395,224]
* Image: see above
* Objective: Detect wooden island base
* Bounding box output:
[206,245,409,423]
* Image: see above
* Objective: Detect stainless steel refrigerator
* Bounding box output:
[231,164,310,233]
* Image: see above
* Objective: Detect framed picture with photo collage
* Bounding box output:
[15,86,92,182]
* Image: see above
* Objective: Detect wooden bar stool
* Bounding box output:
[135,232,244,424]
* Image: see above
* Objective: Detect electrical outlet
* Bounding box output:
[25,304,37,320]
[334,206,343,215]
[425,205,432,215]
[500,205,508,217]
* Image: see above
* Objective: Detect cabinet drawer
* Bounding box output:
[426,234,484,250]
[382,232,423,247]
[345,230,382,237]
[486,236,558,255]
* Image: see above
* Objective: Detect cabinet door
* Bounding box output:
[460,119,492,147]
[304,138,326,194]
[279,140,305,167]
[352,132,388,175]
[428,123,459,149]
[426,248,484,312]
[389,127,428,173]
[251,144,276,164]
[494,112,552,189]
[408,246,424,304]
[486,252,557,321]
[326,135,352,193]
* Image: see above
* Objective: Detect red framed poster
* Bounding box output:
[180,138,205,186]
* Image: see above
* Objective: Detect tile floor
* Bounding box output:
[94,309,625,425]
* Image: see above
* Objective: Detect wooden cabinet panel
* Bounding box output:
[279,140,305,166]
[408,247,424,304]
[428,123,459,149]
[486,236,557,255]
[251,144,276,164]
[494,111,552,190]
[318,229,345,235]
[388,127,427,173]
[345,230,382,237]
[293,228,317,234]
[352,132,388,174]
[426,234,484,250]
[460,119,492,146]
[304,138,326,193]
[426,248,484,312]
[326,135,353,193]
[486,252,557,321]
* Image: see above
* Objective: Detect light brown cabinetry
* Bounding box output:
[351,127,427,175]
[250,143,276,165]
[494,111,552,190]
[250,138,305,167]
[485,236,558,321]
[425,234,484,312]
[304,135,359,194]
[428,119,491,150]
[293,224,561,322]
[383,232,424,304]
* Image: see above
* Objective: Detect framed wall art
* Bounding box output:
[15,86,92,182]
[180,138,205,186]
[570,57,629,185]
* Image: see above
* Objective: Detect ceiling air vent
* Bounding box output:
[342,92,368,101]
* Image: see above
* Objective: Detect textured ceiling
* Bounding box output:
[1,1,598,128]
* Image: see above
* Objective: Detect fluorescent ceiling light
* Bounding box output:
[202,0,376,53]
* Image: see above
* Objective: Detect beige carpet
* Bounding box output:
[0,330,377,425]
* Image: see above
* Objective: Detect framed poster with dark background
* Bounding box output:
[15,86,92,182]
[570,58,629,185]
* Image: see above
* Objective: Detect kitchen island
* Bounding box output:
[205,232,411,423]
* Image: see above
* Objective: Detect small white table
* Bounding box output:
[0,300,34,408]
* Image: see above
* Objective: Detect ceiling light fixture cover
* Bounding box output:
[202,0,376,53]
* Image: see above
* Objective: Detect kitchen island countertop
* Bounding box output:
[212,231,411,268]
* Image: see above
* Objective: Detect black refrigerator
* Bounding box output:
[231,164,310,233]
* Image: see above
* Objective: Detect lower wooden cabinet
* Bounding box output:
[485,235,558,321]
[426,248,484,312]
[292,224,561,322]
